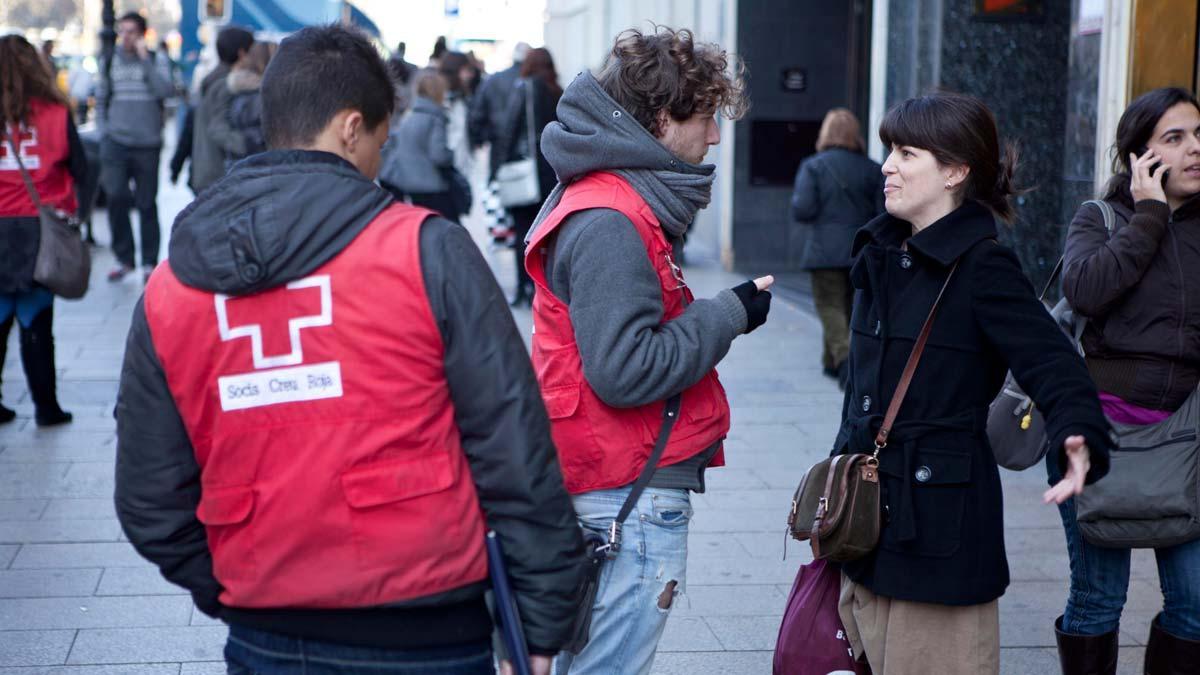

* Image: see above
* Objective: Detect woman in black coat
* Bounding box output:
[791,108,885,386]
[831,93,1113,675]
[495,47,561,307]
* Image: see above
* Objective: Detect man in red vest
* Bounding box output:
[523,27,772,674]
[115,25,583,675]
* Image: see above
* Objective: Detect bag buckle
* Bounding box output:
[665,254,687,290]
[594,520,621,559]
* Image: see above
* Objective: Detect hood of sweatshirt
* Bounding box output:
[539,71,712,184]
[168,150,393,295]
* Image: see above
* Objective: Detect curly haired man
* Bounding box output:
[522,27,773,674]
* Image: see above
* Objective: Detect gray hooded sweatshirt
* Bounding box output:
[532,72,748,490]
[96,49,174,148]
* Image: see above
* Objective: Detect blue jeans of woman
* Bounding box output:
[1047,454,1200,639]
[224,624,494,675]
[554,486,692,675]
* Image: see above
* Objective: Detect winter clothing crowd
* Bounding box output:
[2,15,1199,675]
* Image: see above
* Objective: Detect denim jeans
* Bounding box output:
[99,138,161,268]
[224,624,494,674]
[554,486,692,675]
[1047,454,1200,639]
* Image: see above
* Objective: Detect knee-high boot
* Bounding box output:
[1055,615,1117,675]
[1145,613,1200,675]
[0,313,14,423]
[19,308,71,427]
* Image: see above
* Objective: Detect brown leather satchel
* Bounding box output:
[789,262,958,562]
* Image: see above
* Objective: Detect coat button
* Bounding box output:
[861,396,872,412]
[899,254,913,269]
[915,466,932,482]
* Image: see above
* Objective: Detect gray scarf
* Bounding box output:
[528,165,715,242]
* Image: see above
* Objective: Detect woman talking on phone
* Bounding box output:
[1053,87,1200,675]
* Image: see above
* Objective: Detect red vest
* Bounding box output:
[0,98,76,217]
[143,204,488,609]
[524,172,731,494]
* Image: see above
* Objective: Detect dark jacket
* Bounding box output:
[379,97,453,195]
[495,77,559,195]
[1063,197,1200,411]
[114,150,585,652]
[190,63,237,192]
[468,62,521,171]
[791,147,885,269]
[0,113,87,293]
[223,69,265,167]
[835,200,1112,606]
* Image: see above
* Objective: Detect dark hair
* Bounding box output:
[520,47,562,101]
[261,24,394,149]
[216,26,255,65]
[595,26,748,137]
[1102,87,1200,207]
[879,92,1021,223]
[430,36,447,61]
[438,51,468,94]
[0,35,68,131]
[118,12,147,34]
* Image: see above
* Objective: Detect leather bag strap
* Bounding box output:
[873,261,959,452]
[4,128,44,210]
[614,393,682,531]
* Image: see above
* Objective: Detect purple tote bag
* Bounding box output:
[773,559,870,675]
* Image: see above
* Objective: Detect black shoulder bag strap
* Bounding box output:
[600,393,683,555]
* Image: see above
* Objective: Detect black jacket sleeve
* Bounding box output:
[791,158,820,222]
[114,299,223,617]
[971,243,1112,483]
[65,115,88,188]
[170,105,194,181]
[419,217,586,655]
[1063,199,1167,318]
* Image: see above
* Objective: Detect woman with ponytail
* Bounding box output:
[1052,87,1200,675]
[827,92,1112,674]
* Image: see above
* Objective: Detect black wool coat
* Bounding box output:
[834,200,1114,606]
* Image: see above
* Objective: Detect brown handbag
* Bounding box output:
[788,262,958,562]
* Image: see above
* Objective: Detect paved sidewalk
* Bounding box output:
[0,147,1161,674]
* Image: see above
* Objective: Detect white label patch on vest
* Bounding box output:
[218,361,343,411]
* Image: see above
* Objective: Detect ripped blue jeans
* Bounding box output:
[554,486,692,675]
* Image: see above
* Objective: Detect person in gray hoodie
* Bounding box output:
[96,12,173,282]
[523,27,771,675]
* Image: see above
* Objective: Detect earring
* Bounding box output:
[945,182,953,190]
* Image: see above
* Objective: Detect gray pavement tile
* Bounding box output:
[0,502,47,521]
[0,570,102,598]
[0,521,121,545]
[0,432,113,452]
[0,443,114,464]
[66,626,227,664]
[95,568,185,597]
[649,651,773,674]
[693,488,794,511]
[0,596,193,630]
[0,629,75,667]
[999,647,1059,675]
[657,616,720,653]
[47,383,119,408]
[688,508,781,534]
[56,465,115,500]
[686,533,750,559]
[0,546,17,569]
[40,501,117,522]
[698,468,767,490]
[735,532,798,560]
[1000,580,1163,615]
[999,611,1144,648]
[0,662,180,667]
[11,544,145,569]
[673,585,786,617]
[179,664,226,675]
[1118,647,1147,674]
[686,557,802,586]
[704,615,781,651]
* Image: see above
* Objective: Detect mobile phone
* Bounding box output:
[1138,146,1171,184]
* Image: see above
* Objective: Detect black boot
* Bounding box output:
[1145,613,1200,675]
[0,314,14,424]
[1055,615,1117,674]
[19,309,71,427]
